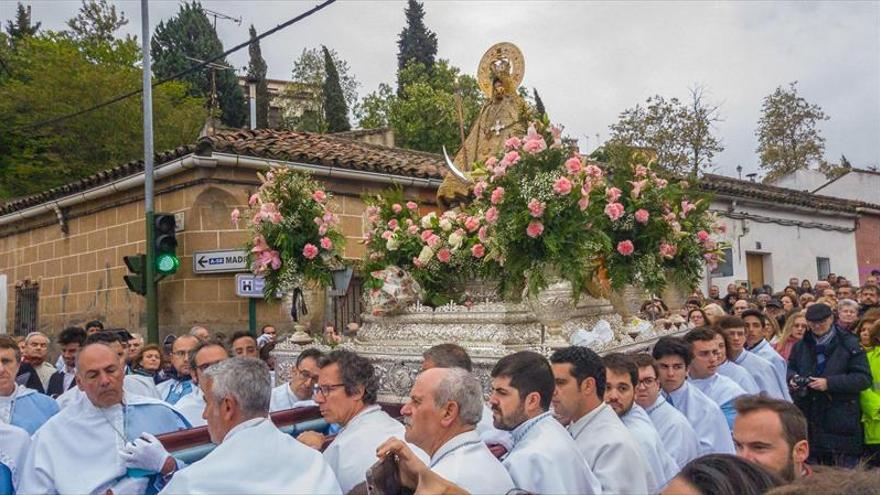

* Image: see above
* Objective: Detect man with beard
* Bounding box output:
[491,351,601,494]
[685,327,748,429]
[603,352,679,490]
[733,394,811,481]
[549,346,651,494]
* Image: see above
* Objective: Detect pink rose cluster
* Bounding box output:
[251,235,282,273]
[526,221,544,238]
[521,125,547,154]
[527,199,546,218]
[604,202,625,221]
[617,240,634,256]
[659,242,677,259]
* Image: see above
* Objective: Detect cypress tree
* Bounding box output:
[246,24,270,128]
[5,3,41,39]
[396,0,437,94]
[533,88,546,118]
[322,45,350,132]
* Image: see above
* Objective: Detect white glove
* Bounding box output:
[105,476,150,495]
[119,432,172,474]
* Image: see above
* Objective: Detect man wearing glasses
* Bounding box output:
[652,336,734,455]
[174,339,231,427]
[270,348,323,412]
[158,335,199,405]
[633,353,699,468]
[684,327,747,430]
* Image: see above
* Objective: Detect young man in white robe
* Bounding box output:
[0,423,29,494]
[157,335,199,405]
[123,357,341,495]
[296,349,426,494]
[0,336,59,435]
[685,327,748,430]
[714,333,760,394]
[718,315,790,400]
[173,340,230,426]
[653,336,736,455]
[269,347,321,412]
[603,353,679,490]
[379,367,514,494]
[633,353,700,469]
[550,345,653,494]
[743,309,793,401]
[490,351,602,495]
[18,342,190,495]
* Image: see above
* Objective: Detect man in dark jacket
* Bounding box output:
[787,303,871,467]
[46,326,86,397]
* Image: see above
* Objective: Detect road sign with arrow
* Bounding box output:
[193,249,248,274]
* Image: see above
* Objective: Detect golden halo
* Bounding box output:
[477,42,525,98]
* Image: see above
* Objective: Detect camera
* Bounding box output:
[792,375,812,398]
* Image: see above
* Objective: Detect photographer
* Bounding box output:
[787,303,871,467]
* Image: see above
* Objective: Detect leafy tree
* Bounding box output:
[396,0,437,94]
[5,3,41,40]
[151,1,245,127]
[246,24,269,129]
[609,86,723,176]
[322,45,350,132]
[281,46,359,132]
[533,88,546,119]
[756,82,829,182]
[66,0,128,45]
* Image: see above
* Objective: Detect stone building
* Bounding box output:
[0,129,443,337]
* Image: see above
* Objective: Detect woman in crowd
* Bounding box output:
[781,294,798,313]
[131,344,167,384]
[798,292,815,308]
[800,279,813,294]
[702,303,725,325]
[775,310,807,361]
[687,308,710,328]
[859,319,880,466]
[662,454,783,495]
[764,315,782,345]
[836,299,860,333]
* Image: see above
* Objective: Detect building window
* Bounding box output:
[711,248,734,278]
[332,276,363,332]
[13,280,39,336]
[816,257,831,280]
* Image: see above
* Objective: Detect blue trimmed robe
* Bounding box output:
[718,360,760,394]
[0,423,29,495]
[733,349,790,400]
[749,339,793,401]
[665,381,735,455]
[689,373,747,430]
[1,384,59,435]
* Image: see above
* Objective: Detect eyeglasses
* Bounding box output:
[637,377,657,387]
[297,370,319,382]
[313,383,345,397]
[173,350,194,358]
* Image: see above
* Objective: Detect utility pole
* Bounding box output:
[141,0,159,344]
[203,7,241,30]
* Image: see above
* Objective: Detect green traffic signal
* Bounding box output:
[156,252,180,275]
[153,213,179,275]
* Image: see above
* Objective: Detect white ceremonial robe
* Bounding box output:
[503,412,602,495]
[475,404,513,451]
[429,430,514,495]
[621,404,680,489]
[161,418,341,495]
[323,405,425,494]
[174,386,207,427]
[19,392,190,495]
[55,375,161,409]
[568,402,652,494]
[665,381,735,455]
[268,383,316,412]
[645,394,699,468]
[0,423,30,493]
[749,339,792,401]
[717,360,760,394]
[732,349,789,400]
[689,373,747,431]
[156,378,194,405]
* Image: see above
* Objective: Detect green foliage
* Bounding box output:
[396,0,437,94]
[756,81,829,182]
[322,45,350,133]
[246,24,269,129]
[5,3,40,40]
[282,46,359,132]
[151,1,245,127]
[533,88,546,119]
[66,0,128,46]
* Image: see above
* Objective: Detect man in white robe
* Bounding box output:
[719,315,790,400]
[122,358,341,494]
[743,310,792,400]
[685,327,748,430]
[0,336,59,434]
[715,333,760,394]
[173,340,230,426]
[491,351,601,494]
[653,336,736,455]
[157,335,199,405]
[269,348,322,412]
[380,367,514,494]
[296,349,426,494]
[634,353,700,468]
[0,423,29,494]
[604,353,679,490]
[18,343,190,495]
[550,346,653,494]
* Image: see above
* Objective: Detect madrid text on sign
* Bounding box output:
[192,249,249,274]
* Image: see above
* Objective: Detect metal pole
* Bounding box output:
[248,298,257,337]
[141,0,159,344]
[249,82,257,130]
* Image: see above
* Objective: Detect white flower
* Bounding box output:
[439,218,453,232]
[420,212,437,229]
[417,246,434,264]
[442,210,457,220]
[448,232,464,250]
[386,237,400,251]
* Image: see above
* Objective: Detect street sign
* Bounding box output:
[235,273,266,298]
[193,249,248,274]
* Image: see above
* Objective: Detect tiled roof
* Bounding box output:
[0,130,445,216]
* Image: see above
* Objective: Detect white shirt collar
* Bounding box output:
[429,429,481,467]
[223,417,267,443]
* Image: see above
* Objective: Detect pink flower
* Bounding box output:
[628,180,648,199]
[318,224,329,235]
[502,151,521,166]
[485,156,498,168]
[471,244,485,258]
[407,225,419,235]
[388,218,399,230]
[478,226,489,243]
[473,181,488,198]
[412,257,425,268]
[320,237,333,250]
[565,157,582,174]
[680,200,697,219]
[367,214,380,225]
[585,165,603,179]
[302,243,319,260]
[485,206,499,224]
[526,221,544,238]
[504,136,522,150]
[437,248,452,263]
[617,240,635,256]
[606,187,622,202]
[251,235,270,254]
[634,165,648,178]
[492,163,508,180]
[465,216,480,233]
[527,199,546,218]
[553,177,573,195]
[323,212,336,225]
[490,187,505,205]
[392,203,403,214]
[578,197,590,211]
[522,124,547,154]
[550,125,563,147]
[426,234,442,249]
[659,242,677,259]
[248,193,260,206]
[312,190,327,203]
[420,229,434,242]
[654,177,668,189]
[230,208,241,228]
[314,216,323,226]
[259,202,283,224]
[381,230,394,240]
[604,202,625,221]
[697,230,710,242]
[406,201,418,210]
[635,209,650,224]
[366,206,380,216]
[704,239,717,250]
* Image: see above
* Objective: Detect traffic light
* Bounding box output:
[123,254,147,296]
[154,213,179,275]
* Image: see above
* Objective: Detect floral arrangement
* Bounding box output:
[233,167,346,297]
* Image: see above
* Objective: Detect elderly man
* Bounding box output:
[158,334,198,405]
[0,423,29,494]
[19,342,190,494]
[296,349,418,494]
[270,348,321,412]
[47,326,86,398]
[491,351,601,494]
[122,358,341,494]
[380,367,514,494]
[16,331,55,394]
[549,346,651,494]
[733,395,811,481]
[230,331,259,359]
[128,332,145,364]
[717,315,788,400]
[174,340,231,427]
[0,336,59,434]
[189,326,210,341]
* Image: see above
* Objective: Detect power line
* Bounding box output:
[10,0,337,133]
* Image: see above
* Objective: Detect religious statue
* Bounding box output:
[437,42,530,208]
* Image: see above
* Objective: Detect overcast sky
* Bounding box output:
[5,0,879,178]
